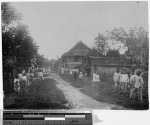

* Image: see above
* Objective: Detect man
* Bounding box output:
[113,69,121,91]
[130,70,144,103]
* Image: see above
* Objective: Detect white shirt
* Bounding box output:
[14,78,19,84]
[113,72,120,82]
[121,74,129,82]
[130,75,136,84]
[38,72,43,77]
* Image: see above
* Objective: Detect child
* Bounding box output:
[113,69,120,91]
[130,70,144,103]
[14,75,20,94]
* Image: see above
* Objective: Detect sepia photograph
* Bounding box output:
[2,1,149,110]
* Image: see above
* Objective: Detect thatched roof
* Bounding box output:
[89,56,129,66]
[63,41,91,57]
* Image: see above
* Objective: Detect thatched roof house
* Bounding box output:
[61,41,91,69]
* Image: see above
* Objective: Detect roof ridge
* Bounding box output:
[63,41,91,56]
[89,56,120,58]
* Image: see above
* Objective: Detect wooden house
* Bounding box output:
[61,41,91,71]
[89,56,130,75]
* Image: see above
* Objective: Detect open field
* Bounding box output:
[60,72,149,110]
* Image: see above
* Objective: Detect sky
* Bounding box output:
[11,1,148,60]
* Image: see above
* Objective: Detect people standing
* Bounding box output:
[79,71,83,78]
[124,72,129,93]
[113,69,121,91]
[130,70,144,103]
[129,72,136,91]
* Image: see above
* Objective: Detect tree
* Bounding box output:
[106,49,120,57]
[12,24,38,67]
[2,3,38,68]
[94,33,108,56]
[35,54,51,68]
[36,54,45,67]
[88,47,104,57]
[1,2,21,32]
[107,27,149,68]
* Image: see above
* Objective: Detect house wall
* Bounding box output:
[91,65,117,75]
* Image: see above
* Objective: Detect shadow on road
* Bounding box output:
[4,78,70,109]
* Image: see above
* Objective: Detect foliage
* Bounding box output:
[106,49,120,57]
[107,27,149,68]
[2,3,38,68]
[88,47,104,57]
[1,2,21,32]
[94,33,108,56]
[35,54,50,68]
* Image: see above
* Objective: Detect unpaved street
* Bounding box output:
[5,71,120,110]
[48,72,116,110]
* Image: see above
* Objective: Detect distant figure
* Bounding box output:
[70,69,73,75]
[120,72,129,93]
[22,69,25,74]
[129,72,136,90]
[93,72,100,82]
[93,73,96,82]
[14,75,20,94]
[130,70,144,103]
[38,69,43,80]
[119,71,123,91]
[79,72,83,78]
[30,68,34,82]
[124,72,129,93]
[96,72,100,82]
[43,67,45,72]
[61,67,64,74]
[85,72,87,77]
[113,69,121,91]
[26,72,30,86]
[20,73,28,92]
[73,71,78,80]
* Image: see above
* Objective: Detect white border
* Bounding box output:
[0,1,149,125]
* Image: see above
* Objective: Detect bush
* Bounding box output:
[100,73,113,82]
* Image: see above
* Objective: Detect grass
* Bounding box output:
[60,73,149,110]
[4,78,69,109]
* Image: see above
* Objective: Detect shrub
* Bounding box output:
[100,73,113,82]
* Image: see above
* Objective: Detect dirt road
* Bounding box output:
[48,72,116,110]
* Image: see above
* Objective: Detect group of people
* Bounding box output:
[113,68,144,103]
[13,67,44,94]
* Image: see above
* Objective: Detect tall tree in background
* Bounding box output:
[1,2,21,31]
[35,54,51,68]
[94,33,108,56]
[2,2,21,67]
[107,27,149,68]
